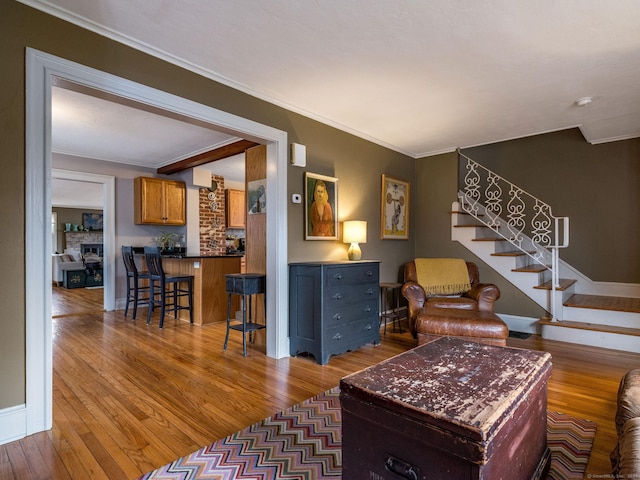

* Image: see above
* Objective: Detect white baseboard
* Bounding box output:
[0,404,27,446]
[497,313,540,334]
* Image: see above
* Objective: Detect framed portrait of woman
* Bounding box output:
[381,174,410,239]
[304,172,338,240]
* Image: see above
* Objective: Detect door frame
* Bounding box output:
[25,48,289,437]
[52,169,115,311]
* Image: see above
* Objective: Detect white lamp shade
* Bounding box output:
[343,220,367,244]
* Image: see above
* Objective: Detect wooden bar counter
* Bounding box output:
[159,255,242,325]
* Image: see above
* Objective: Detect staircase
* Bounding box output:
[452,152,640,353]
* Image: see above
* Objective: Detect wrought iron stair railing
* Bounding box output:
[457,150,569,319]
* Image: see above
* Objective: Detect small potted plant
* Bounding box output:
[156,232,179,253]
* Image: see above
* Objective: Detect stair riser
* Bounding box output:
[453,227,551,308]
[562,307,640,329]
[541,323,640,354]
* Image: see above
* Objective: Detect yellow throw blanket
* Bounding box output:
[415,258,471,295]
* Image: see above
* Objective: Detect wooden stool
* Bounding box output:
[224,273,266,356]
[144,246,194,328]
[121,245,149,320]
[380,282,403,334]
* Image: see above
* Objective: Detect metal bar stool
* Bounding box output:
[122,245,149,320]
[223,273,266,356]
[144,246,194,328]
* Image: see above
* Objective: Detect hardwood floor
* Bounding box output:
[52,284,104,318]
[2,303,638,478]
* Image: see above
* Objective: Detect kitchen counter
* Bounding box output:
[162,256,242,325]
[134,249,242,325]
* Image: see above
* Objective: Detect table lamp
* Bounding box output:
[343,220,367,261]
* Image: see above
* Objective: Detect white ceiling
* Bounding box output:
[32,0,640,208]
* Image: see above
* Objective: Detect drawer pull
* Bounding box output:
[333,293,343,300]
[364,306,371,313]
[332,313,341,321]
[364,324,372,330]
[385,456,418,480]
[366,270,373,276]
[332,273,343,280]
[366,288,374,295]
[333,332,342,341]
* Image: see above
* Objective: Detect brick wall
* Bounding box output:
[199,174,226,256]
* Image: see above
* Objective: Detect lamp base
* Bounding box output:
[347,243,362,261]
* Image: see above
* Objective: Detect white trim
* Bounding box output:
[497,313,540,335]
[52,169,116,311]
[0,405,27,446]
[25,48,289,441]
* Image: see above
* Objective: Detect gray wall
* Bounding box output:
[2,1,637,413]
[1,2,414,409]
[414,129,640,319]
[463,128,640,284]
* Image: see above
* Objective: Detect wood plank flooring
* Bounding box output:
[2,292,639,478]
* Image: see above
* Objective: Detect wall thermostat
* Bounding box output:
[291,193,302,204]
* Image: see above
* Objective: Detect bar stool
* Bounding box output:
[144,246,194,328]
[380,282,403,334]
[223,273,266,356]
[122,245,149,320]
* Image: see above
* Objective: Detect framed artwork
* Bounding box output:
[305,172,338,240]
[82,212,103,231]
[381,174,410,239]
[247,178,266,214]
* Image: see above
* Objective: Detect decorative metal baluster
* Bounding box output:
[457,151,569,320]
[506,185,525,249]
[485,173,502,229]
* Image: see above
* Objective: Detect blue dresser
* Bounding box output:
[289,261,380,365]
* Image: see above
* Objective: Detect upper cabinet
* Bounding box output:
[134,176,186,225]
[225,189,246,229]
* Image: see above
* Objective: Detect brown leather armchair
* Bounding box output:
[402,260,501,338]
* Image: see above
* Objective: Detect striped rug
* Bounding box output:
[138,387,595,480]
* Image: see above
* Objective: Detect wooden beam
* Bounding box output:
[157,139,260,175]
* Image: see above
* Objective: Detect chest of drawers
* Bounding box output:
[289,261,380,365]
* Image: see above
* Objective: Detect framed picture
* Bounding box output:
[82,212,103,231]
[381,174,410,239]
[247,178,266,214]
[305,172,338,240]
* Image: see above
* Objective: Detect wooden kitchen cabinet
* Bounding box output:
[225,189,245,228]
[134,176,186,225]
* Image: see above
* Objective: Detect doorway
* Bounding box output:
[25,48,289,438]
[51,170,115,316]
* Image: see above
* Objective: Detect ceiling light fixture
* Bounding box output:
[575,96,593,107]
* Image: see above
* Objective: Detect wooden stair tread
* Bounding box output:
[450,210,484,217]
[512,265,548,273]
[492,251,533,257]
[564,294,640,314]
[472,237,507,242]
[538,318,640,337]
[534,279,577,291]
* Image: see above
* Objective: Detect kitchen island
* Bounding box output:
[139,253,243,326]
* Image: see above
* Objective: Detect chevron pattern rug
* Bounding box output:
[138,387,596,480]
